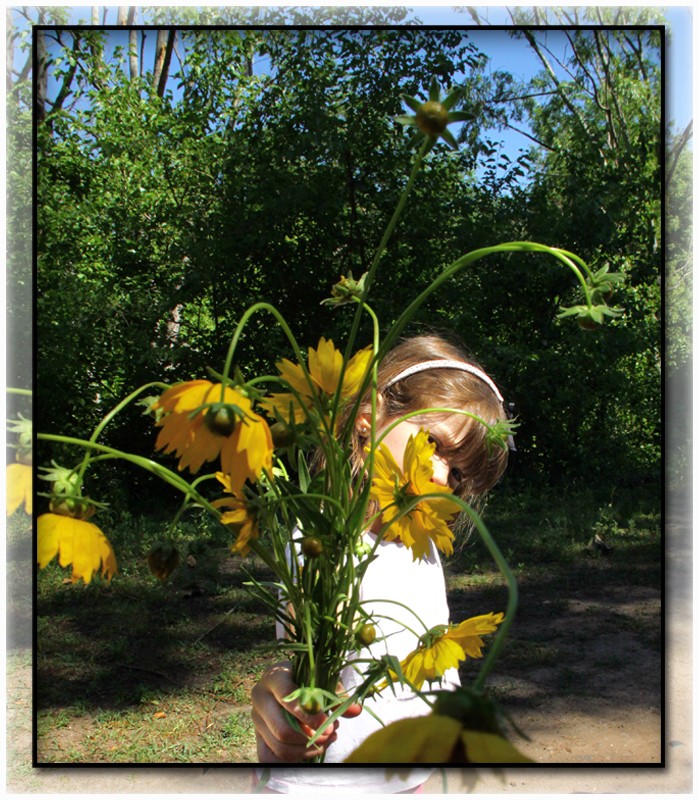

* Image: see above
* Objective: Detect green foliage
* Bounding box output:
[26,17,668,508]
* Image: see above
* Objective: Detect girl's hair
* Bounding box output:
[345,333,509,505]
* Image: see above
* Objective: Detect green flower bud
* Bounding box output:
[270,421,295,448]
[301,536,324,558]
[205,405,237,436]
[356,623,376,647]
[416,101,449,137]
[354,540,372,558]
[147,541,180,582]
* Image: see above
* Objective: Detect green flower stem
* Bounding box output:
[343,138,430,365]
[218,300,336,453]
[74,381,170,485]
[37,433,221,518]
[168,473,221,533]
[455,500,518,694]
[6,387,32,397]
[380,242,594,360]
[373,487,517,693]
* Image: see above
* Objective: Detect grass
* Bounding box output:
[25,484,662,764]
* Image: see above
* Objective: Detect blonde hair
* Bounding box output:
[345,333,509,504]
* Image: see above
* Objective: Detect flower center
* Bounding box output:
[416,101,449,136]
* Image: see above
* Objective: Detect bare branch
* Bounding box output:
[521,30,607,164]
[153,29,167,91]
[49,32,82,116]
[35,27,48,123]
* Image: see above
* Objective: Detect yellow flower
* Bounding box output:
[37,512,117,584]
[213,472,260,556]
[399,613,504,690]
[6,462,32,516]
[370,429,460,560]
[153,380,273,491]
[344,713,533,764]
[260,338,372,425]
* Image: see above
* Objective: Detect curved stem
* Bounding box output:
[457,502,518,693]
[75,381,170,484]
[38,433,221,518]
[371,488,517,692]
[380,242,594,360]
[221,302,305,389]
[343,138,430,364]
[219,301,336,457]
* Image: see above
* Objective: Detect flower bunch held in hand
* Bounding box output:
[29,76,624,764]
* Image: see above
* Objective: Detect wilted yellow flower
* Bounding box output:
[399,613,504,690]
[344,713,533,764]
[6,462,32,516]
[37,512,117,584]
[213,472,260,556]
[153,380,273,491]
[370,429,460,560]
[260,338,372,425]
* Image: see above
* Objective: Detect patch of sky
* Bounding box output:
[34,7,684,191]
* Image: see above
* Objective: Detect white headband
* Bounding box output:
[384,359,504,403]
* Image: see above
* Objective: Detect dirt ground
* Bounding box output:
[6,491,692,794]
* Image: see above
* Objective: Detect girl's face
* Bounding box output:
[375,416,467,491]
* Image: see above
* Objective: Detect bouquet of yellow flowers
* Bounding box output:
[16,78,622,764]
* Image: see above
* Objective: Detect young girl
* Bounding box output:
[250,334,510,793]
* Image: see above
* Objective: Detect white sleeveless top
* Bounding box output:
[257,533,459,793]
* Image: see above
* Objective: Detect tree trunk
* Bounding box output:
[34,26,48,123]
[155,30,175,97]
[129,28,139,79]
[153,30,167,92]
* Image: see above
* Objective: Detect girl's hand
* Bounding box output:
[251,660,361,762]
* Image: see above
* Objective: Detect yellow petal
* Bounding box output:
[37,513,117,584]
[6,462,32,516]
[341,345,373,396]
[345,715,462,763]
[37,513,61,569]
[309,337,343,395]
[460,729,534,763]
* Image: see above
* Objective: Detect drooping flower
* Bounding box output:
[153,380,273,491]
[147,541,180,581]
[213,471,260,556]
[369,429,460,560]
[398,613,504,690]
[37,512,117,584]
[395,77,472,151]
[260,338,373,426]
[6,462,33,516]
[344,705,532,764]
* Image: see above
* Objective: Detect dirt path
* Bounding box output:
[7,493,691,793]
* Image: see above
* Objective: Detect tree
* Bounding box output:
[27,9,667,505]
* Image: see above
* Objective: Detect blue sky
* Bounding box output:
[410,4,692,134]
[36,4,687,187]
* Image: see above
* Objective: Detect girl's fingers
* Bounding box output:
[252,706,334,762]
[341,701,363,718]
[251,662,338,762]
[335,679,363,718]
